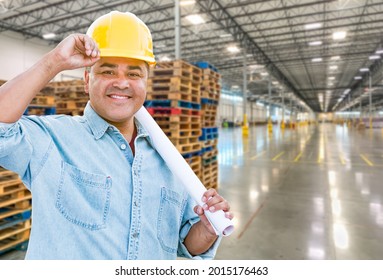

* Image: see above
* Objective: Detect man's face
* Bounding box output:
[84,57,148,125]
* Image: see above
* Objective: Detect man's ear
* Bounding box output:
[84,68,90,95]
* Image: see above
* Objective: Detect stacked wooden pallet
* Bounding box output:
[41,80,88,116]
[194,62,221,190]
[0,167,31,255]
[26,94,56,116]
[146,60,203,178]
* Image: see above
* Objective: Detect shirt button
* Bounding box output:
[120,144,127,150]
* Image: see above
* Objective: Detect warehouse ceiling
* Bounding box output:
[1,0,383,113]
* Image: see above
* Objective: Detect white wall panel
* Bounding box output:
[0,31,84,82]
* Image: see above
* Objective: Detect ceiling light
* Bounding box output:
[180,0,196,6]
[42,33,56,39]
[331,56,340,60]
[260,72,268,76]
[354,76,362,80]
[328,77,335,80]
[185,14,205,25]
[329,65,338,70]
[309,41,322,46]
[369,55,380,60]
[227,46,240,53]
[359,68,369,72]
[220,34,232,38]
[312,58,322,62]
[248,64,264,71]
[376,49,383,54]
[305,23,322,30]
[332,31,347,40]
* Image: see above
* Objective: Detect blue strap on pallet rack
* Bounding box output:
[199,127,218,141]
[144,100,201,110]
[181,150,202,159]
[0,209,31,231]
[193,61,219,72]
[24,106,56,115]
[201,98,219,105]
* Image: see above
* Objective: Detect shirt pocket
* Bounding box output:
[55,161,111,230]
[157,187,185,253]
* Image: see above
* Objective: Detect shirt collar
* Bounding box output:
[84,102,151,142]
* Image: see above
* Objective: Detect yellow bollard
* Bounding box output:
[281,119,285,130]
[242,113,249,136]
[268,118,273,134]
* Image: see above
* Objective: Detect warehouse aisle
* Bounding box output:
[215,123,383,260]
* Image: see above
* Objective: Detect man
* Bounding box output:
[0,11,232,259]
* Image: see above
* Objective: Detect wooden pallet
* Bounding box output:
[0,179,25,195]
[175,142,201,154]
[163,128,201,138]
[0,207,32,221]
[0,219,31,255]
[201,90,220,100]
[202,117,217,127]
[0,188,31,209]
[56,109,84,116]
[154,60,202,79]
[185,155,201,177]
[56,99,87,109]
[169,137,200,146]
[152,114,201,125]
[55,91,88,100]
[147,107,200,116]
[202,139,218,148]
[147,91,200,103]
[156,121,201,131]
[0,168,18,180]
[31,95,55,106]
[147,76,200,95]
[42,80,85,94]
[202,149,218,159]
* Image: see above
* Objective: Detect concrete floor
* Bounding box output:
[215,123,383,260]
[2,123,383,260]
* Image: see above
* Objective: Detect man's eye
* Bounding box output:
[128,73,141,77]
[102,70,114,75]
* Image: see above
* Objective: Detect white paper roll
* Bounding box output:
[135,106,234,236]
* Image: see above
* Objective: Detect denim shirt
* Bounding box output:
[0,103,220,260]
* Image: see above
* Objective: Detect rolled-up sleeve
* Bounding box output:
[0,117,51,187]
[0,120,33,185]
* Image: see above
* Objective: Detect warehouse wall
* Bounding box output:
[218,96,267,125]
[0,31,84,82]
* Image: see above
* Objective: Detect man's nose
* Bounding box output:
[112,75,130,89]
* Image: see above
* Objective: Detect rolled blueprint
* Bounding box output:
[135,106,234,236]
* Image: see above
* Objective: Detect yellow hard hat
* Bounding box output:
[86,11,156,65]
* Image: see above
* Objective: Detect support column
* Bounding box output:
[281,87,285,130]
[369,72,372,129]
[267,77,272,134]
[175,0,181,59]
[242,54,249,136]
